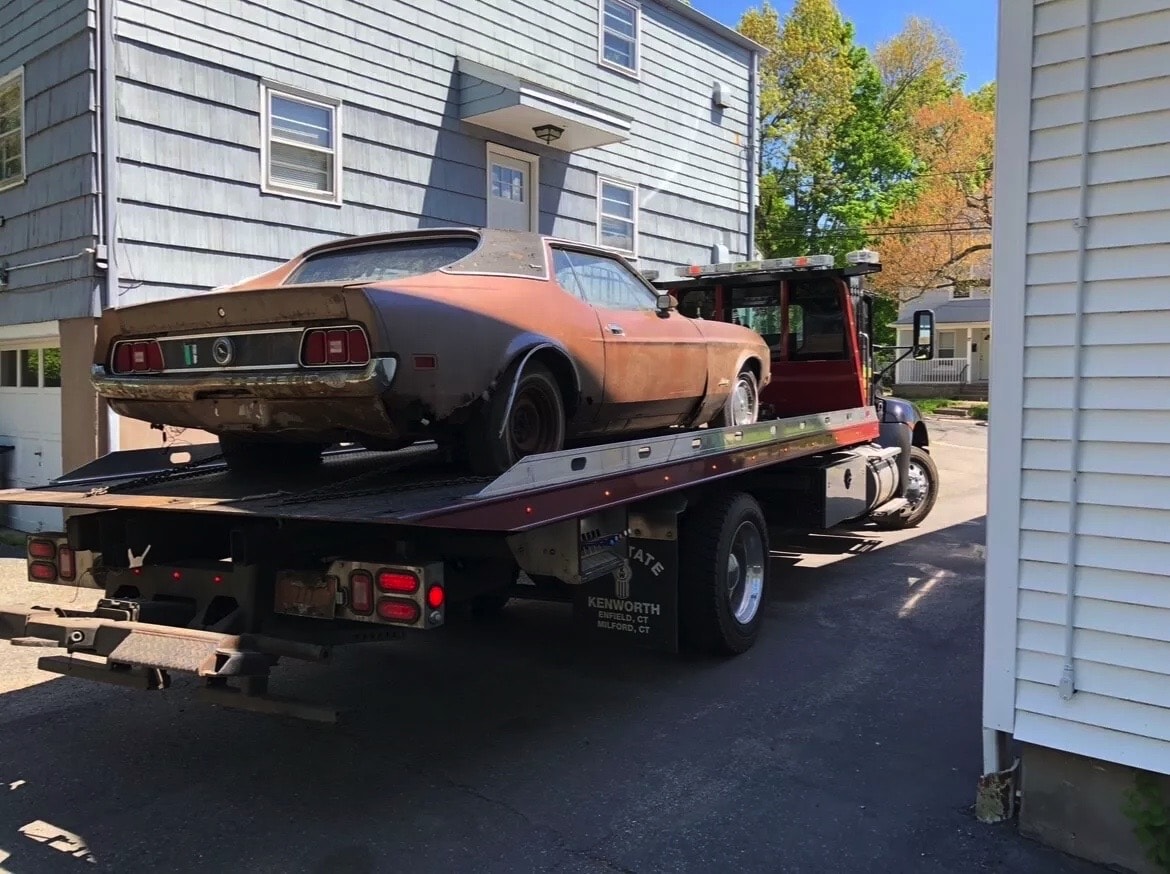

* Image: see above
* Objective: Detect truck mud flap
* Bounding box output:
[574,534,680,653]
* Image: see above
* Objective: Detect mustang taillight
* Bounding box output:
[300,326,371,367]
[111,340,164,374]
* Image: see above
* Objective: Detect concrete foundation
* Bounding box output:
[1019,743,1170,874]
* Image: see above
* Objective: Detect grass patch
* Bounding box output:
[910,398,953,415]
[970,404,989,421]
[0,528,25,547]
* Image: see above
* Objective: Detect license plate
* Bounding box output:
[274,571,338,620]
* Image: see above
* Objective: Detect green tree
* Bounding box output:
[739,2,958,264]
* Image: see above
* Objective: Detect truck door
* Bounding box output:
[767,275,867,416]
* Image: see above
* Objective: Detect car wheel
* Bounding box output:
[466,360,566,476]
[219,435,325,475]
[711,367,760,428]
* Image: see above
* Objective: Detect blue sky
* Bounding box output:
[691,0,999,90]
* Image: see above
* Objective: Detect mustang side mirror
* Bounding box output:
[656,293,677,314]
[912,309,935,360]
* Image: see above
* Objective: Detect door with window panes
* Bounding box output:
[551,247,706,430]
[0,345,63,531]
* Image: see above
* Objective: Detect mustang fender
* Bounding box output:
[492,336,583,422]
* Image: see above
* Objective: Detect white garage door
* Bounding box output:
[0,340,64,533]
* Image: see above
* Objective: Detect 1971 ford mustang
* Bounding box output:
[92,228,771,476]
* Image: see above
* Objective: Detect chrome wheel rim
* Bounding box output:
[905,460,930,509]
[727,520,765,625]
[729,375,759,426]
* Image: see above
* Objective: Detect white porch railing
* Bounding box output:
[896,357,970,385]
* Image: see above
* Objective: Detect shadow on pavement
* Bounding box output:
[0,514,1100,874]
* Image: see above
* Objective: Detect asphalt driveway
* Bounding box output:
[0,420,1102,872]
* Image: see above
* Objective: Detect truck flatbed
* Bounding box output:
[2,406,879,533]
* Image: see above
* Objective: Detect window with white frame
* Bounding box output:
[598,179,637,254]
[0,68,24,190]
[0,346,61,388]
[600,0,639,74]
[937,330,957,359]
[951,286,971,300]
[262,83,341,202]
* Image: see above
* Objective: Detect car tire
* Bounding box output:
[465,359,566,476]
[872,446,939,530]
[219,435,325,475]
[710,367,760,428]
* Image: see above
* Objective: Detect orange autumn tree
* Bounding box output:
[868,84,995,301]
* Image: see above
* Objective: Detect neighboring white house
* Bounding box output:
[983,0,1170,871]
[891,286,991,390]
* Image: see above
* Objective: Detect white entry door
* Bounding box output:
[486,144,538,232]
[0,343,64,532]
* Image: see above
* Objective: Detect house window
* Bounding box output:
[600,0,639,75]
[951,287,971,300]
[0,67,24,190]
[0,346,61,388]
[598,179,637,254]
[937,330,957,359]
[261,83,341,202]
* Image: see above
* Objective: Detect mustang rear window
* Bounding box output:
[285,238,479,284]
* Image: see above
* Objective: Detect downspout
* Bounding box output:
[746,49,758,260]
[1058,0,1095,702]
[97,0,120,454]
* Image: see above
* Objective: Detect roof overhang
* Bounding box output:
[457,58,633,152]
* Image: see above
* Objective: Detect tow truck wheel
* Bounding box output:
[219,435,325,474]
[711,368,760,428]
[466,360,566,476]
[679,491,770,655]
[873,446,939,530]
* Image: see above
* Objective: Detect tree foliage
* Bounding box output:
[867,90,996,299]
[736,1,995,313]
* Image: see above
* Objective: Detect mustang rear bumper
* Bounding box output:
[91,358,408,438]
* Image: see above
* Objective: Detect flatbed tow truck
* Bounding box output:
[0,251,939,722]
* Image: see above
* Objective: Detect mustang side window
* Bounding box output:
[553,249,656,311]
[786,277,849,361]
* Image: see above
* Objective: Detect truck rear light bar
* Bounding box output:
[275,560,444,630]
[26,534,81,584]
[300,326,371,367]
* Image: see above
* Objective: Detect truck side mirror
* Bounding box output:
[912,310,935,360]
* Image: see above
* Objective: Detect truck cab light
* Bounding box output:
[426,586,445,609]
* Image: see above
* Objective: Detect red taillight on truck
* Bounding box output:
[111,339,164,374]
[27,538,56,560]
[300,326,371,367]
[377,598,420,624]
[349,570,374,615]
[376,569,419,594]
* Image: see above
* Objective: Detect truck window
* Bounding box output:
[729,286,782,353]
[786,277,848,361]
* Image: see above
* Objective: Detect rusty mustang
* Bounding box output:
[93,228,772,475]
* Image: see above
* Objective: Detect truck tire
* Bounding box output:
[679,491,770,655]
[219,435,325,475]
[873,446,939,530]
[465,360,566,476]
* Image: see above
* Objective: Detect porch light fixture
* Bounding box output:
[533,124,564,144]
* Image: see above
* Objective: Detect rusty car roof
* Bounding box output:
[288,227,643,283]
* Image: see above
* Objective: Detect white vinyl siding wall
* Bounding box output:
[986,0,1170,777]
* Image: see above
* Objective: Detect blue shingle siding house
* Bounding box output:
[0,0,762,524]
